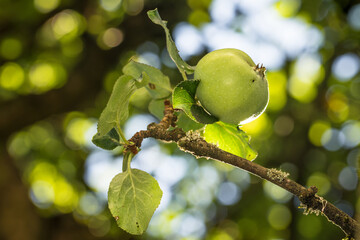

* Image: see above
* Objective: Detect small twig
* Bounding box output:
[127,101,360,238]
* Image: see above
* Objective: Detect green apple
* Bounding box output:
[195,48,269,125]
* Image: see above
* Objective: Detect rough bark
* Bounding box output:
[127,100,360,239]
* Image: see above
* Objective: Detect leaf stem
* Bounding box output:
[117,122,129,145]
[122,151,133,172]
[180,70,188,81]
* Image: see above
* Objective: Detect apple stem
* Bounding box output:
[254,63,266,78]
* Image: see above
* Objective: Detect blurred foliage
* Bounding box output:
[0,0,360,239]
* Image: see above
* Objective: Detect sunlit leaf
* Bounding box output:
[204,122,258,160]
[172,80,218,124]
[108,168,163,235]
[97,75,137,138]
[92,128,121,150]
[147,9,195,76]
[123,60,172,99]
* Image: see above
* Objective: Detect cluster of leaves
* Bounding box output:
[92,9,256,235]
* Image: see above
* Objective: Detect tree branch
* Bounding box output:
[127,100,359,239]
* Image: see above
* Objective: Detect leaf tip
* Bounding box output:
[147,8,167,26]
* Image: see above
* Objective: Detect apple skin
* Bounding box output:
[195,48,269,125]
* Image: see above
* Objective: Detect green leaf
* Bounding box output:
[147,9,195,77]
[148,99,165,120]
[176,112,205,131]
[123,60,172,99]
[108,168,163,235]
[203,122,258,160]
[172,80,218,124]
[92,128,121,150]
[97,75,137,138]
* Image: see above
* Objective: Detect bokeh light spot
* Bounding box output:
[66,117,95,147]
[188,10,210,27]
[30,180,55,208]
[29,61,66,93]
[267,71,287,112]
[288,77,317,103]
[8,131,31,157]
[341,121,360,148]
[177,213,206,238]
[308,120,331,147]
[288,54,324,103]
[336,201,355,217]
[332,53,360,82]
[102,28,123,48]
[123,0,144,16]
[263,181,293,203]
[209,0,236,25]
[100,0,122,12]
[27,160,79,211]
[274,115,294,136]
[321,128,345,151]
[347,4,360,30]
[307,172,331,195]
[327,91,349,122]
[275,0,301,17]
[137,41,159,55]
[338,167,358,191]
[297,215,322,238]
[79,192,104,216]
[0,38,22,60]
[34,0,59,13]
[54,178,78,212]
[174,22,204,60]
[51,10,85,42]
[227,169,250,190]
[267,204,292,230]
[135,52,161,69]
[293,53,324,84]
[217,182,241,206]
[0,62,25,91]
[241,113,272,137]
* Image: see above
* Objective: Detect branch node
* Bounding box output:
[266,168,289,183]
[185,130,202,141]
[159,99,177,129]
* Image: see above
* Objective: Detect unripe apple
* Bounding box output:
[195,48,269,125]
